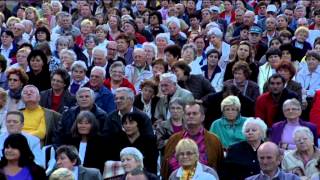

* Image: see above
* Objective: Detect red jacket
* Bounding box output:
[219,11,235,23]
[104,78,136,95]
[310,90,320,135]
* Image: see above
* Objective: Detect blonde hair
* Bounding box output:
[49,168,74,180]
[221,95,241,112]
[80,19,93,27]
[26,7,40,22]
[294,26,309,37]
[175,138,199,160]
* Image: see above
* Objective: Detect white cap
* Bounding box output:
[266,4,277,13]
[210,6,220,13]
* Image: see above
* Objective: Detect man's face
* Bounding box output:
[61,16,72,28]
[294,8,305,19]
[117,39,128,52]
[284,9,293,22]
[269,77,284,95]
[107,42,117,59]
[115,92,132,111]
[6,114,23,134]
[160,79,176,95]
[190,17,199,28]
[90,69,104,88]
[76,90,94,109]
[133,50,147,68]
[235,10,244,23]
[81,6,91,17]
[93,50,107,66]
[168,23,180,36]
[248,33,261,44]
[258,147,281,175]
[266,18,276,31]
[185,104,203,128]
[175,4,184,15]
[258,5,267,16]
[135,18,145,31]
[136,1,145,12]
[243,13,254,25]
[13,25,24,37]
[22,86,39,104]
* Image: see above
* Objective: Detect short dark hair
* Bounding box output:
[206,49,221,59]
[313,9,320,16]
[0,134,35,168]
[0,55,6,73]
[1,30,14,38]
[268,73,286,85]
[232,61,252,79]
[164,45,181,59]
[148,11,162,24]
[140,79,159,95]
[151,59,168,72]
[116,33,130,44]
[19,42,33,51]
[34,42,52,56]
[306,50,320,62]
[185,101,205,115]
[280,43,294,56]
[56,145,81,166]
[121,112,145,133]
[51,68,71,90]
[6,111,24,124]
[71,111,100,138]
[266,48,282,61]
[27,49,49,73]
[35,26,51,41]
[173,61,191,76]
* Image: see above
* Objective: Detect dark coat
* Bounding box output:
[178,74,215,100]
[65,135,106,173]
[224,61,259,82]
[133,94,159,124]
[53,104,107,147]
[292,39,312,62]
[40,89,76,113]
[202,92,255,130]
[270,119,318,147]
[102,108,154,138]
[27,71,51,92]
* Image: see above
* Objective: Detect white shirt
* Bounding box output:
[79,142,87,165]
[189,61,203,75]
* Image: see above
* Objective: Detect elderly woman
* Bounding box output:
[55,145,102,180]
[133,80,159,124]
[104,61,136,94]
[155,33,171,59]
[69,61,89,95]
[271,98,318,150]
[82,34,99,67]
[59,49,77,73]
[282,127,320,178]
[53,36,70,60]
[224,61,260,101]
[173,61,214,100]
[223,117,267,179]
[95,25,108,48]
[5,68,28,111]
[156,98,185,153]
[119,147,158,180]
[181,43,203,75]
[169,138,218,180]
[143,42,157,65]
[210,95,247,148]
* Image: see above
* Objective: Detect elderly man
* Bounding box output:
[53,87,107,147]
[87,46,108,76]
[256,74,298,127]
[167,16,187,48]
[262,17,279,45]
[0,111,43,167]
[246,142,300,180]
[56,12,81,37]
[86,66,115,113]
[21,85,61,145]
[102,87,154,138]
[155,73,194,121]
[13,22,27,46]
[125,48,153,92]
[225,8,245,43]
[161,101,223,179]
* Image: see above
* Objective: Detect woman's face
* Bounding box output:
[52,3,61,14]
[72,67,86,82]
[156,38,168,50]
[283,104,301,121]
[152,64,165,77]
[30,56,44,72]
[110,66,124,81]
[96,29,106,41]
[240,29,249,40]
[43,5,52,16]
[177,148,197,168]
[123,119,139,137]
[236,0,246,10]
[77,118,92,135]
[237,44,250,60]
[270,40,281,49]
[296,32,308,43]
[169,103,184,120]
[223,105,239,121]
[277,68,291,81]
[174,67,185,81]
[36,31,47,42]
[315,44,320,53]
[121,8,130,16]
[141,86,155,102]
[144,46,155,61]
[182,48,195,63]
[81,24,92,35]
[8,74,22,91]
[26,10,35,21]
[307,56,319,72]
[109,17,118,28]
[57,153,76,170]
[61,54,74,71]
[244,122,262,142]
[281,50,291,61]
[121,155,140,173]
[57,42,69,53]
[4,145,20,161]
[207,53,219,67]
[85,38,96,50]
[51,74,66,92]
[294,132,313,152]
[268,55,281,69]
[233,69,247,83]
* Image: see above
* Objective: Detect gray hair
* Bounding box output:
[155,33,170,44]
[109,61,125,75]
[91,66,106,78]
[55,36,71,48]
[277,14,288,22]
[282,98,301,111]
[293,126,314,144]
[21,19,33,27]
[182,43,197,59]
[120,147,144,169]
[51,0,63,12]
[133,47,146,55]
[76,87,95,101]
[59,49,77,62]
[242,117,268,139]
[160,73,177,84]
[207,27,223,39]
[96,25,108,33]
[71,61,87,72]
[169,97,186,110]
[167,16,181,29]
[143,42,158,57]
[221,95,241,112]
[84,33,99,45]
[92,46,108,58]
[22,85,40,97]
[115,87,135,102]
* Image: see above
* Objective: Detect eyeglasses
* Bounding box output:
[51,79,64,84]
[223,107,238,112]
[178,151,195,157]
[8,78,19,82]
[284,108,300,112]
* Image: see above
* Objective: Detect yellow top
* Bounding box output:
[22,106,46,140]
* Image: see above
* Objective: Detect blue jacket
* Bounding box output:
[94,86,116,114]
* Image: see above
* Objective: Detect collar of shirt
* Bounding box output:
[260,168,281,179]
[72,166,79,180]
[118,107,134,118]
[0,43,13,51]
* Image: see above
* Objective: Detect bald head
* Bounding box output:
[258,142,280,157]
[257,142,282,176]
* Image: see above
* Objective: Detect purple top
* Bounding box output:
[172,124,183,133]
[7,167,32,180]
[281,121,300,150]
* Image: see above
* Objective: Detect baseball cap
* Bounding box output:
[210,6,220,13]
[249,25,262,34]
[266,4,277,13]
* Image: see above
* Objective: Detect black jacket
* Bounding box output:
[40,89,76,113]
[53,104,107,147]
[133,94,159,124]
